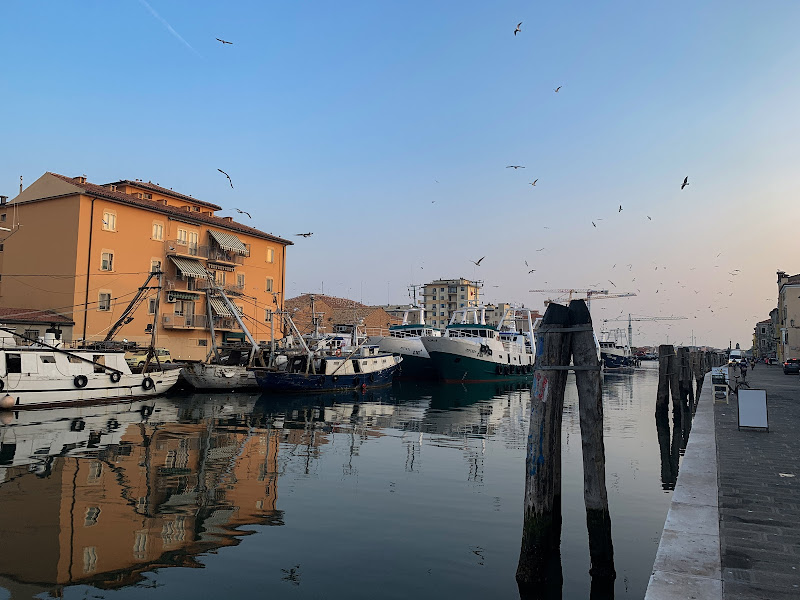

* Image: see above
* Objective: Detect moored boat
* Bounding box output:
[421,305,539,383]
[378,306,441,379]
[0,328,180,409]
[598,328,636,372]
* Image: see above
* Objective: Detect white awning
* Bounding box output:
[169,256,209,279]
[208,230,249,256]
[207,297,232,317]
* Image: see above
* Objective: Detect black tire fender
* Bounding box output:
[109,372,122,384]
[74,375,88,389]
[70,418,85,432]
[141,376,154,391]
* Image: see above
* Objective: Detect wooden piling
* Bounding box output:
[569,300,615,580]
[516,303,572,588]
[656,345,672,417]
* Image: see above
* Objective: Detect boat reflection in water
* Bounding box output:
[0,392,279,595]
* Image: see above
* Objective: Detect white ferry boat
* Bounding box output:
[420,306,540,383]
[378,306,441,379]
[0,328,180,409]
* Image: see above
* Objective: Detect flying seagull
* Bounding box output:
[619,205,623,212]
[471,256,485,266]
[217,169,233,188]
[295,232,313,238]
[528,269,536,274]
[216,38,233,45]
[647,216,652,220]
[608,280,616,287]
[514,22,522,36]
[681,176,689,190]
[554,86,561,93]
[234,208,251,218]
[592,221,597,228]
[530,179,538,186]
[506,165,525,169]
[536,248,545,251]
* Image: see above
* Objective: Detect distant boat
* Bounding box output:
[379,306,441,379]
[0,328,180,409]
[598,328,636,372]
[420,305,539,383]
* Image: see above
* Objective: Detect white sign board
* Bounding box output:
[737,389,768,431]
[711,366,729,383]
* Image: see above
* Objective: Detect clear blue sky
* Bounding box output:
[3,0,799,347]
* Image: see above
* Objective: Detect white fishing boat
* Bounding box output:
[598,328,636,372]
[378,306,441,379]
[420,305,539,383]
[0,328,180,409]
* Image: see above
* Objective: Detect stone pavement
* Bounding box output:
[715,364,800,599]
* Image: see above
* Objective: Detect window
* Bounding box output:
[143,193,153,200]
[266,248,275,263]
[187,277,196,291]
[40,355,56,364]
[151,259,161,273]
[460,287,464,291]
[174,300,185,316]
[84,507,101,527]
[152,222,164,240]
[460,295,465,300]
[440,303,445,308]
[198,339,208,347]
[23,329,40,341]
[83,546,98,573]
[266,277,274,292]
[761,327,766,334]
[0,214,5,222]
[98,293,111,311]
[102,211,116,231]
[148,298,157,315]
[177,228,188,244]
[188,231,199,255]
[440,287,444,292]
[101,251,114,271]
[237,273,245,289]
[215,270,226,285]
[440,312,445,316]
[6,353,21,373]
[0,244,4,252]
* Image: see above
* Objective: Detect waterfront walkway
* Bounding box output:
[716,365,800,599]
[646,364,800,599]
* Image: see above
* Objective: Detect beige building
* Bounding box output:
[776,270,800,361]
[422,278,481,328]
[0,172,291,360]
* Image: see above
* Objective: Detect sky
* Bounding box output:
[2,0,799,348]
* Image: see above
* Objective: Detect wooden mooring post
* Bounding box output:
[517,300,615,591]
[655,344,672,418]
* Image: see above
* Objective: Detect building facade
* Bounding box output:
[753,318,776,359]
[776,270,800,362]
[422,278,481,328]
[0,172,291,360]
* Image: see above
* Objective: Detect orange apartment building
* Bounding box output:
[0,172,291,360]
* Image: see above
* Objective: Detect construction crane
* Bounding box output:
[601,314,687,348]
[529,289,636,312]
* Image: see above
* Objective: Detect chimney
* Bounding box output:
[222,216,233,222]
[0,196,7,206]
[73,175,87,185]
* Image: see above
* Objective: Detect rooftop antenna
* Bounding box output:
[19,175,23,195]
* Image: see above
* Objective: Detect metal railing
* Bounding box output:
[165,240,209,258]
[208,248,246,265]
[162,313,239,331]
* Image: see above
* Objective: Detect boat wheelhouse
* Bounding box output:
[378,306,441,379]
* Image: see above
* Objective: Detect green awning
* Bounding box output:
[169,256,209,279]
[207,297,232,317]
[208,230,249,256]
[169,291,200,301]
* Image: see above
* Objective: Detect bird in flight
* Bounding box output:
[608,280,616,287]
[592,221,597,228]
[295,232,313,238]
[216,38,233,45]
[528,269,536,274]
[514,22,522,36]
[525,260,529,267]
[618,205,623,212]
[471,256,486,266]
[647,216,652,220]
[536,248,545,252]
[681,176,689,190]
[554,86,561,93]
[506,165,525,169]
[530,179,538,186]
[217,169,233,188]
[234,208,251,218]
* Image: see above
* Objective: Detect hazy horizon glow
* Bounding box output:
[2,1,798,349]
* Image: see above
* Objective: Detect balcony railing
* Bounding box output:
[165,240,209,259]
[162,313,239,331]
[194,279,244,295]
[207,248,245,265]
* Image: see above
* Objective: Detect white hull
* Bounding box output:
[181,363,259,390]
[2,370,181,409]
[378,336,431,360]
[421,335,534,368]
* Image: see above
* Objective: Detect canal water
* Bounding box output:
[0,362,681,599]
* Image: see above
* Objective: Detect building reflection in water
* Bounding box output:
[0,382,531,597]
[0,393,281,592]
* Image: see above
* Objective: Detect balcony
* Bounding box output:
[194,278,245,296]
[165,240,209,259]
[161,313,239,331]
[208,248,245,266]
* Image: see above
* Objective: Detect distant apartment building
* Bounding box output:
[776,270,800,361]
[0,172,291,360]
[422,278,481,328]
[753,318,776,359]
